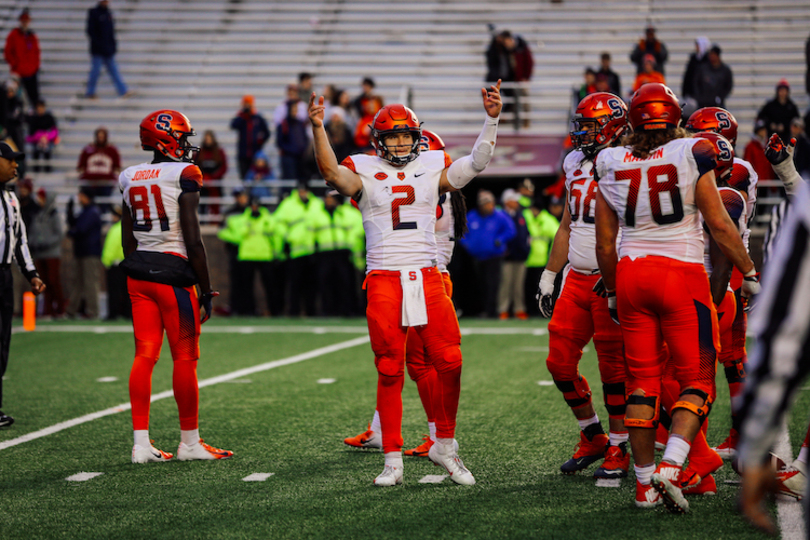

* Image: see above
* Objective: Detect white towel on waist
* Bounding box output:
[400,268,428,327]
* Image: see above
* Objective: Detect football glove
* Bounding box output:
[764,133,795,166]
[199,290,220,324]
[741,271,760,312]
[607,290,619,325]
[592,277,608,298]
[537,270,557,318]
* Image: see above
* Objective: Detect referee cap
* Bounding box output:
[0,142,24,161]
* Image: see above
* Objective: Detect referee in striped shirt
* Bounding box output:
[0,142,45,428]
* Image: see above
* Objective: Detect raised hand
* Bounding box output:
[308,92,325,128]
[481,79,502,119]
[764,133,795,166]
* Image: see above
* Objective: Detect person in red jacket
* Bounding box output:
[4,9,40,107]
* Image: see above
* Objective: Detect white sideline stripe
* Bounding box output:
[317,378,337,384]
[419,475,448,484]
[242,473,274,482]
[96,377,118,383]
[14,325,547,336]
[222,379,252,384]
[66,472,103,482]
[595,478,621,488]
[0,336,370,452]
[536,381,554,386]
[775,419,805,540]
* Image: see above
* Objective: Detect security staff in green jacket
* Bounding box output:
[273,182,323,315]
[101,206,130,319]
[218,197,280,316]
[309,191,360,316]
[524,202,559,316]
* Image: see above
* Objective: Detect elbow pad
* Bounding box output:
[772,158,805,197]
[447,115,498,189]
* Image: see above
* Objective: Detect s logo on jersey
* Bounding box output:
[397,172,406,181]
[374,172,388,181]
[155,113,173,133]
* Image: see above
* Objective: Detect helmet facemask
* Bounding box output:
[374,127,422,166]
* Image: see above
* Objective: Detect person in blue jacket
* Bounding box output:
[460,189,516,317]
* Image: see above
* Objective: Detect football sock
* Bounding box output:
[370,410,381,434]
[797,446,809,465]
[662,434,691,467]
[129,355,157,430]
[437,437,455,448]
[134,430,150,448]
[635,463,655,485]
[578,414,600,431]
[434,365,462,440]
[609,431,629,447]
[181,429,200,447]
[384,451,403,468]
[428,421,437,443]
[173,360,199,431]
[377,373,404,453]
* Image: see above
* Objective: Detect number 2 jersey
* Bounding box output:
[119,161,204,257]
[341,150,452,272]
[596,137,716,265]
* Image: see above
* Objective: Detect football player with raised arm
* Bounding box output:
[594,83,759,512]
[537,93,631,480]
[310,82,501,486]
[120,110,232,463]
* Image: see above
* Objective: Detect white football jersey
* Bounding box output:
[563,150,599,272]
[342,150,450,272]
[597,137,714,264]
[436,193,455,273]
[731,157,758,249]
[119,161,203,258]
[703,186,747,274]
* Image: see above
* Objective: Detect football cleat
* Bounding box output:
[712,429,739,460]
[561,431,609,474]
[405,436,458,457]
[373,464,403,486]
[680,470,717,496]
[177,439,233,461]
[594,443,629,479]
[776,460,807,500]
[344,424,382,449]
[635,480,662,508]
[652,461,689,514]
[655,423,668,451]
[0,411,14,428]
[428,440,475,485]
[132,442,173,464]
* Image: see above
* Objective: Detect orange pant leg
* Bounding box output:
[546,270,595,383]
[128,278,166,430]
[159,284,201,362]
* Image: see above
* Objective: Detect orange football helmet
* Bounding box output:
[570,92,629,157]
[693,131,734,182]
[420,129,445,152]
[140,109,198,162]
[628,83,681,132]
[371,104,422,165]
[685,107,738,147]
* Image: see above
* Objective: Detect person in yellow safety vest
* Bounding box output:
[100,205,131,319]
[524,200,560,316]
[518,178,535,209]
[217,196,281,316]
[309,191,360,316]
[273,182,323,315]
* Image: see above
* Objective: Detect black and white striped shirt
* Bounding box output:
[738,180,810,468]
[0,188,37,279]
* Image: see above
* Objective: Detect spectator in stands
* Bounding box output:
[547,195,565,221]
[594,73,611,94]
[498,189,531,320]
[790,117,810,180]
[298,72,314,98]
[744,119,776,188]
[681,36,711,103]
[100,206,130,320]
[273,84,307,130]
[77,126,120,204]
[460,190,516,318]
[4,9,40,108]
[524,198,560,317]
[85,0,131,99]
[757,79,800,144]
[29,188,64,318]
[597,52,621,96]
[196,130,228,215]
[218,187,251,315]
[517,178,535,209]
[0,80,26,175]
[25,99,58,173]
[310,191,356,316]
[630,25,668,75]
[66,188,102,319]
[632,54,666,93]
[230,94,270,179]
[333,89,356,131]
[353,95,383,152]
[578,68,597,101]
[486,29,532,124]
[244,151,273,200]
[693,44,733,109]
[352,77,379,119]
[325,107,356,164]
[276,98,310,182]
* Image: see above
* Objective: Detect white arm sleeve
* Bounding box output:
[447,115,499,189]
[771,153,805,197]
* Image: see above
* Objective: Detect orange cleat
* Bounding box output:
[560,431,609,474]
[680,470,717,496]
[712,428,739,460]
[635,480,662,508]
[594,443,629,479]
[405,435,434,457]
[499,312,510,320]
[515,311,529,320]
[652,461,689,513]
[177,439,233,461]
[343,424,382,449]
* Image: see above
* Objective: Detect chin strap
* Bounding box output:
[447,115,499,189]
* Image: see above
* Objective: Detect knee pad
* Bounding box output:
[375,354,405,378]
[723,360,746,383]
[546,347,582,382]
[624,394,660,429]
[430,345,462,374]
[554,376,592,409]
[602,382,626,419]
[134,339,162,363]
[672,388,712,425]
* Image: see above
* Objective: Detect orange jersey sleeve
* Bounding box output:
[341,156,357,173]
[180,164,203,191]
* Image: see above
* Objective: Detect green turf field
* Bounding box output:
[0,318,798,539]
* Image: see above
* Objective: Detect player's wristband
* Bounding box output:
[744,268,757,278]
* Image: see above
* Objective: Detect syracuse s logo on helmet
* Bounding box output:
[155,113,173,133]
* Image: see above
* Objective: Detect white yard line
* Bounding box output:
[774,419,805,540]
[0,336,370,452]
